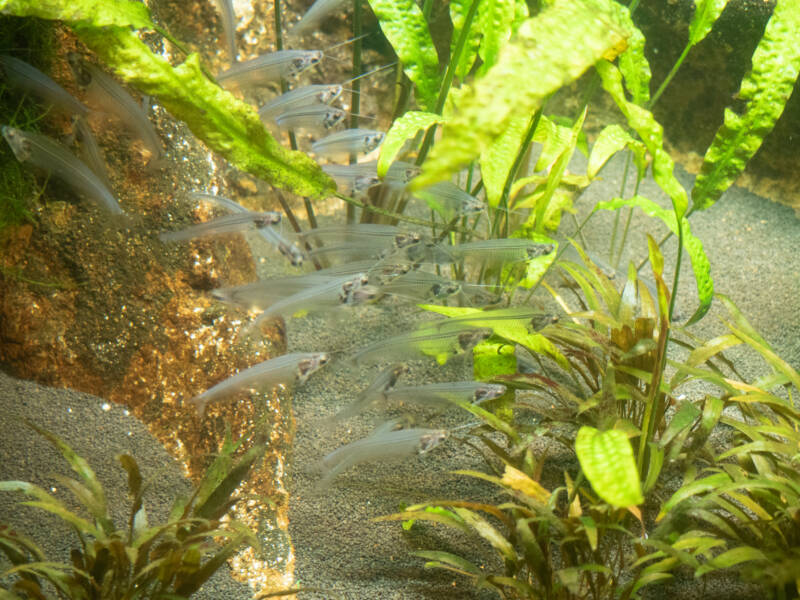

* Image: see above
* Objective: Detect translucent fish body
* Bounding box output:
[311,128,384,158]
[259,84,342,122]
[276,104,347,132]
[380,270,462,301]
[190,352,329,416]
[350,326,492,365]
[2,126,123,215]
[212,272,341,310]
[414,181,484,220]
[289,0,349,38]
[159,211,281,242]
[68,55,165,167]
[329,363,409,423]
[217,50,322,88]
[449,239,555,267]
[386,381,507,406]
[212,0,238,60]
[318,425,447,487]
[0,55,88,117]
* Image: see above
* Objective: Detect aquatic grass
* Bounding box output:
[0,421,265,599]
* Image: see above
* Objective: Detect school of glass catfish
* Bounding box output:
[1,0,557,487]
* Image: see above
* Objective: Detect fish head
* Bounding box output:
[430,282,461,299]
[323,109,346,129]
[353,175,380,195]
[289,51,322,77]
[254,213,282,228]
[278,242,305,266]
[417,430,448,454]
[473,383,507,403]
[526,243,555,259]
[394,232,421,249]
[296,352,330,383]
[457,328,493,350]
[363,132,384,152]
[1,126,31,162]
[66,52,92,86]
[461,196,484,215]
[318,85,343,104]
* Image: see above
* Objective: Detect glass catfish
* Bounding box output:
[190,352,329,417]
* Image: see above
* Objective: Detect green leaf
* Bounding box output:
[695,546,767,577]
[452,507,516,563]
[660,401,701,449]
[480,115,529,207]
[575,426,643,508]
[692,0,800,211]
[689,0,729,46]
[367,0,440,110]
[596,60,687,219]
[476,0,517,75]
[594,195,712,324]
[1,0,155,28]
[413,550,481,575]
[413,0,630,189]
[378,111,444,177]
[69,27,333,198]
[473,341,517,381]
[617,14,651,106]
[587,125,640,178]
[449,0,482,79]
[658,472,731,519]
[194,443,265,520]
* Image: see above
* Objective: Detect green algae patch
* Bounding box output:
[1,0,334,198]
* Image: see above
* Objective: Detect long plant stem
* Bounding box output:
[649,44,691,109]
[347,0,363,224]
[416,0,481,166]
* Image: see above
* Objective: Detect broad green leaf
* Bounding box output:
[576,426,643,507]
[413,550,481,575]
[378,111,444,176]
[452,507,516,562]
[480,115,529,207]
[617,15,651,105]
[587,125,640,178]
[509,231,559,290]
[642,442,664,495]
[476,0,517,75]
[596,60,687,218]
[578,516,598,551]
[450,0,482,79]
[594,195,712,324]
[689,0,729,46]
[194,443,265,520]
[658,472,731,519]
[533,115,570,171]
[692,0,800,211]
[473,340,516,381]
[695,546,767,577]
[71,26,333,198]
[1,0,154,28]
[367,0,440,110]
[413,0,630,189]
[660,401,701,449]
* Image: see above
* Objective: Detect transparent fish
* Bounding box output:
[386,381,507,407]
[212,272,341,310]
[414,181,484,221]
[259,84,343,122]
[0,54,89,118]
[245,273,370,333]
[158,211,281,243]
[380,270,462,301]
[428,307,558,334]
[190,351,329,417]
[448,239,555,267]
[217,50,322,88]
[329,363,409,424]
[322,160,415,195]
[311,128,384,158]
[212,0,238,61]
[298,223,404,246]
[68,54,165,168]
[349,326,492,365]
[308,232,420,266]
[288,0,349,38]
[317,421,447,488]
[2,125,123,215]
[73,116,113,192]
[188,192,305,266]
[276,104,347,132]
[311,260,412,283]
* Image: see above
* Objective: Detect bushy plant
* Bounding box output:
[0,422,264,599]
